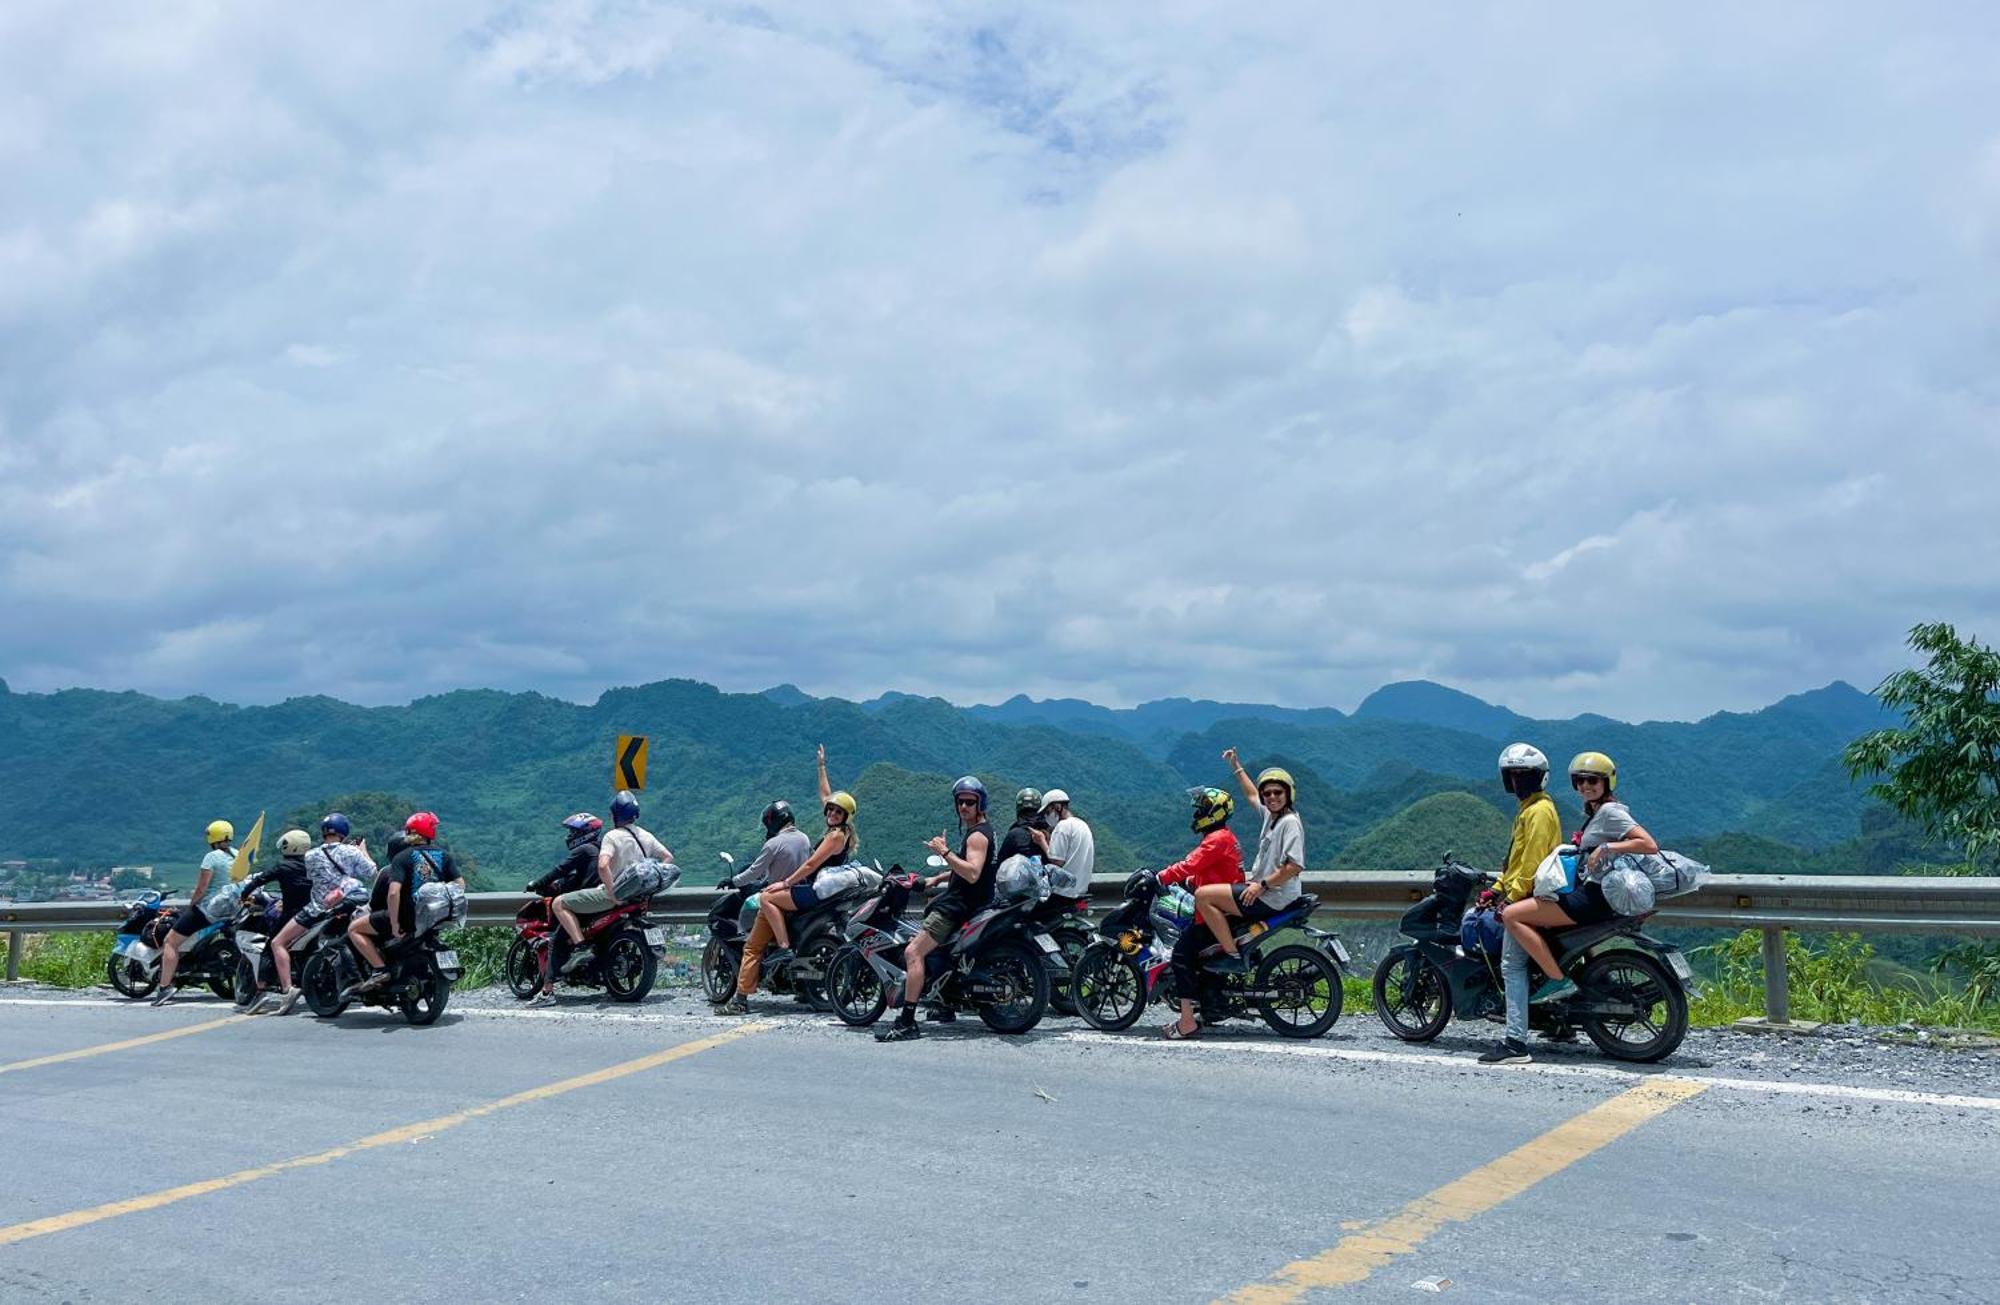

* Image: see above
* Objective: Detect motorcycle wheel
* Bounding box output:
[975,937,1050,1035]
[700,938,739,1003]
[233,957,259,1010]
[300,950,349,1018]
[793,935,840,1012]
[105,952,157,999]
[401,975,452,1026]
[503,935,544,1000]
[1577,950,1688,1063]
[1071,943,1148,1032]
[601,932,657,1003]
[826,945,889,1028]
[1256,944,1342,1038]
[1048,921,1092,1016]
[1372,947,1453,1042]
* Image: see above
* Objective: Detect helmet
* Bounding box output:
[1015,787,1043,817]
[277,829,313,857]
[1188,786,1234,833]
[1568,751,1618,791]
[1254,768,1296,799]
[1121,867,1158,900]
[385,832,412,862]
[951,776,988,813]
[206,820,234,846]
[562,812,603,847]
[761,800,795,838]
[320,812,351,838]
[404,811,440,842]
[1040,789,1071,812]
[1498,743,1550,797]
[611,790,641,825]
[825,791,857,820]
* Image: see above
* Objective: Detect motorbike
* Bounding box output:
[699,853,882,1011]
[1370,852,1692,1063]
[105,888,242,1002]
[822,856,1072,1035]
[1068,869,1348,1037]
[1027,887,1093,1017]
[231,877,369,1010]
[299,881,467,1026]
[502,864,682,1002]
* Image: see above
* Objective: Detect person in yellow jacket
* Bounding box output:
[1478,743,1563,1065]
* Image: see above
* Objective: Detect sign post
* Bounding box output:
[615,735,649,791]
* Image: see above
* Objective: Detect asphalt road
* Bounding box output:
[1,986,1996,1304]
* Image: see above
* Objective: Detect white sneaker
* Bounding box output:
[274,987,304,1016]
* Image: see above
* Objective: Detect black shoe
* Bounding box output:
[924,1004,957,1023]
[1209,952,1249,975]
[1479,1038,1533,1065]
[876,1017,922,1043]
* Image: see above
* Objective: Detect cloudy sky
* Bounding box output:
[1,3,1995,721]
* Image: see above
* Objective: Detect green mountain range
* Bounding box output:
[0,673,1932,886]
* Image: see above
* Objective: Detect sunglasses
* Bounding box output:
[1259,787,1289,800]
[954,796,981,808]
[823,806,845,817]
[1572,775,1607,788]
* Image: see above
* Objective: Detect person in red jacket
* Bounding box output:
[1160,787,1244,1039]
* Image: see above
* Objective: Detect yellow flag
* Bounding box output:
[229,811,265,881]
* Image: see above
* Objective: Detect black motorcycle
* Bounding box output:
[1068,868,1347,1037]
[300,882,467,1026]
[699,853,880,1011]
[1027,888,1093,1017]
[1370,853,1692,1063]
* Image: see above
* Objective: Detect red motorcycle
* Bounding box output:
[503,867,679,1002]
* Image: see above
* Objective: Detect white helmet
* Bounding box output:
[1498,743,1549,797]
[1039,789,1070,812]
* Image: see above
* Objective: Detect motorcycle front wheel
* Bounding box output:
[793,935,840,1012]
[1255,944,1343,1038]
[503,935,543,999]
[601,932,657,1003]
[1071,943,1148,1032]
[1372,947,1453,1042]
[975,937,1050,1035]
[1577,950,1687,1063]
[1047,921,1092,1016]
[700,938,739,1003]
[300,950,349,1018]
[401,974,452,1026]
[105,952,157,999]
[233,957,260,1010]
[826,945,889,1027]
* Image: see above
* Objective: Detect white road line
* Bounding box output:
[6,995,1995,1112]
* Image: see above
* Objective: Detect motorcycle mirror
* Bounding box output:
[925,855,947,869]
[717,852,735,866]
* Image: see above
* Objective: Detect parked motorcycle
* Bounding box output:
[822,856,1071,1034]
[699,853,881,1011]
[299,881,467,1026]
[105,888,242,1002]
[502,863,682,1002]
[1370,852,1692,1063]
[1027,886,1093,1017]
[1068,868,1348,1037]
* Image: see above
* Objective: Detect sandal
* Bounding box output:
[1160,1021,1201,1040]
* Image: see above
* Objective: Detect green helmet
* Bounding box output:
[1015,787,1043,817]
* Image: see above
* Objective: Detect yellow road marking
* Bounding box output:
[1220,1077,1708,1302]
[0,1021,773,1248]
[0,1014,247,1076]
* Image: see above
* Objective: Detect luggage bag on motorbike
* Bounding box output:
[613,858,675,902]
[994,854,1049,905]
[413,881,469,933]
[809,864,881,899]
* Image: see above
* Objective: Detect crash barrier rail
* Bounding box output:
[6,872,1998,1026]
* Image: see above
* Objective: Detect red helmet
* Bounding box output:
[404,811,440,842]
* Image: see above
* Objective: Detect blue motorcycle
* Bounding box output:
[106,889,241,1002]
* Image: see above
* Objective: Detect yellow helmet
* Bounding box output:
[277,829,312,857]
[206,820,235,846]
[825,791,857,819]
[1568,751,1618,790]
[1255,767,1296,798]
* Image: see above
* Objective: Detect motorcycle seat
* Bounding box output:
[1548,918,1641,955]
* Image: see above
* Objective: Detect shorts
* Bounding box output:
[784,884,821,911]
[921,903,970,944]
[168,905,211,938]
[1230,885,1283,919]
[1555,881,1618,927]
[558,885,615,916]
[363,909,396,938]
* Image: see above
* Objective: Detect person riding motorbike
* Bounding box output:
[345,812,462,995]
[725,746,856,1013]
[1158,786,1245,1040]
[526,813,603,1006]
[876,776,996,1042]
[550,790,671,978]
[713,799,815,1013]
[1498,751,1658,1014]
[265,813,378,1016]
[1478,744,1566,1065]
[236,829,315,1012]
[1195,751,1306,975]
[153,820,238,1006]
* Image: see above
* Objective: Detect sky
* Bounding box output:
[1,2,1996,722]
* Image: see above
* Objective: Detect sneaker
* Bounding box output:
[1479,1038,1533,1065]
[151,985,177,1007]
[527,990,559,1008]
[274,988,304,1016]
[247,989,280,1014]
[1532,978,1577,1004]
[1209,952,1250,975]
[875,1017,922,1043]
[718,994,749,1015]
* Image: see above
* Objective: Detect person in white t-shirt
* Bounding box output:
[552,790,672,974]
[1033,790,1095,900]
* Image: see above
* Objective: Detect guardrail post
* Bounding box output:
[5,931,20,983]
[1760,926,1789,1025]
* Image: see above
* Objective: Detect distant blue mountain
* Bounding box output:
[1351,680,1529,739]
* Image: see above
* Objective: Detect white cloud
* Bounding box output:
[0,1,1996,721]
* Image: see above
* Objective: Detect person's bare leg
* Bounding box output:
[902,933,937,1005]
[1501,899,1574,980]
[348,919,385,971]
[552,899,585,945]
[1194,884,1239,958]
[270,919,305,992]
[759,892,794,951]
[157,932,189,990]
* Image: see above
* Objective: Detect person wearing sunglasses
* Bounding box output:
[1193,748,1305,974]
[724,745,858,1013]
[877,775,996,1041]
[1498,750,1657,1010]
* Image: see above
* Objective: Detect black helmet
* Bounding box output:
[1122,868,1159,901]
[761,800,795,838]
[385,832,412,862]
[1015,787,1043,817]
[611,790,641,825]
[951,775,988,814]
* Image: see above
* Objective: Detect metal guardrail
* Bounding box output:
[7,871,1999,1025]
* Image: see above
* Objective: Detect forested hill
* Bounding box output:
[0,675,1916,883]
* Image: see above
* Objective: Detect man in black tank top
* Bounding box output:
[877,776,996,1042]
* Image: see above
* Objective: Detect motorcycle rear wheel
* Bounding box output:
[1071,943,1148,1032]
[601,932,657,1003]
[700,938,739,1003]
[401,975,452,1026]
[1577,951,1687,1063]
[793,935,839,1012]
[233,957,260,1010]
[975,937,1049,1035]
[503,935,543,999]
[300,950,349,1018]
[827,945,889,1027]
[105,952,157,999]
[1372,948,1453,1042]
[1256,944,1342,1038]
[1048,921,1091,1017]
